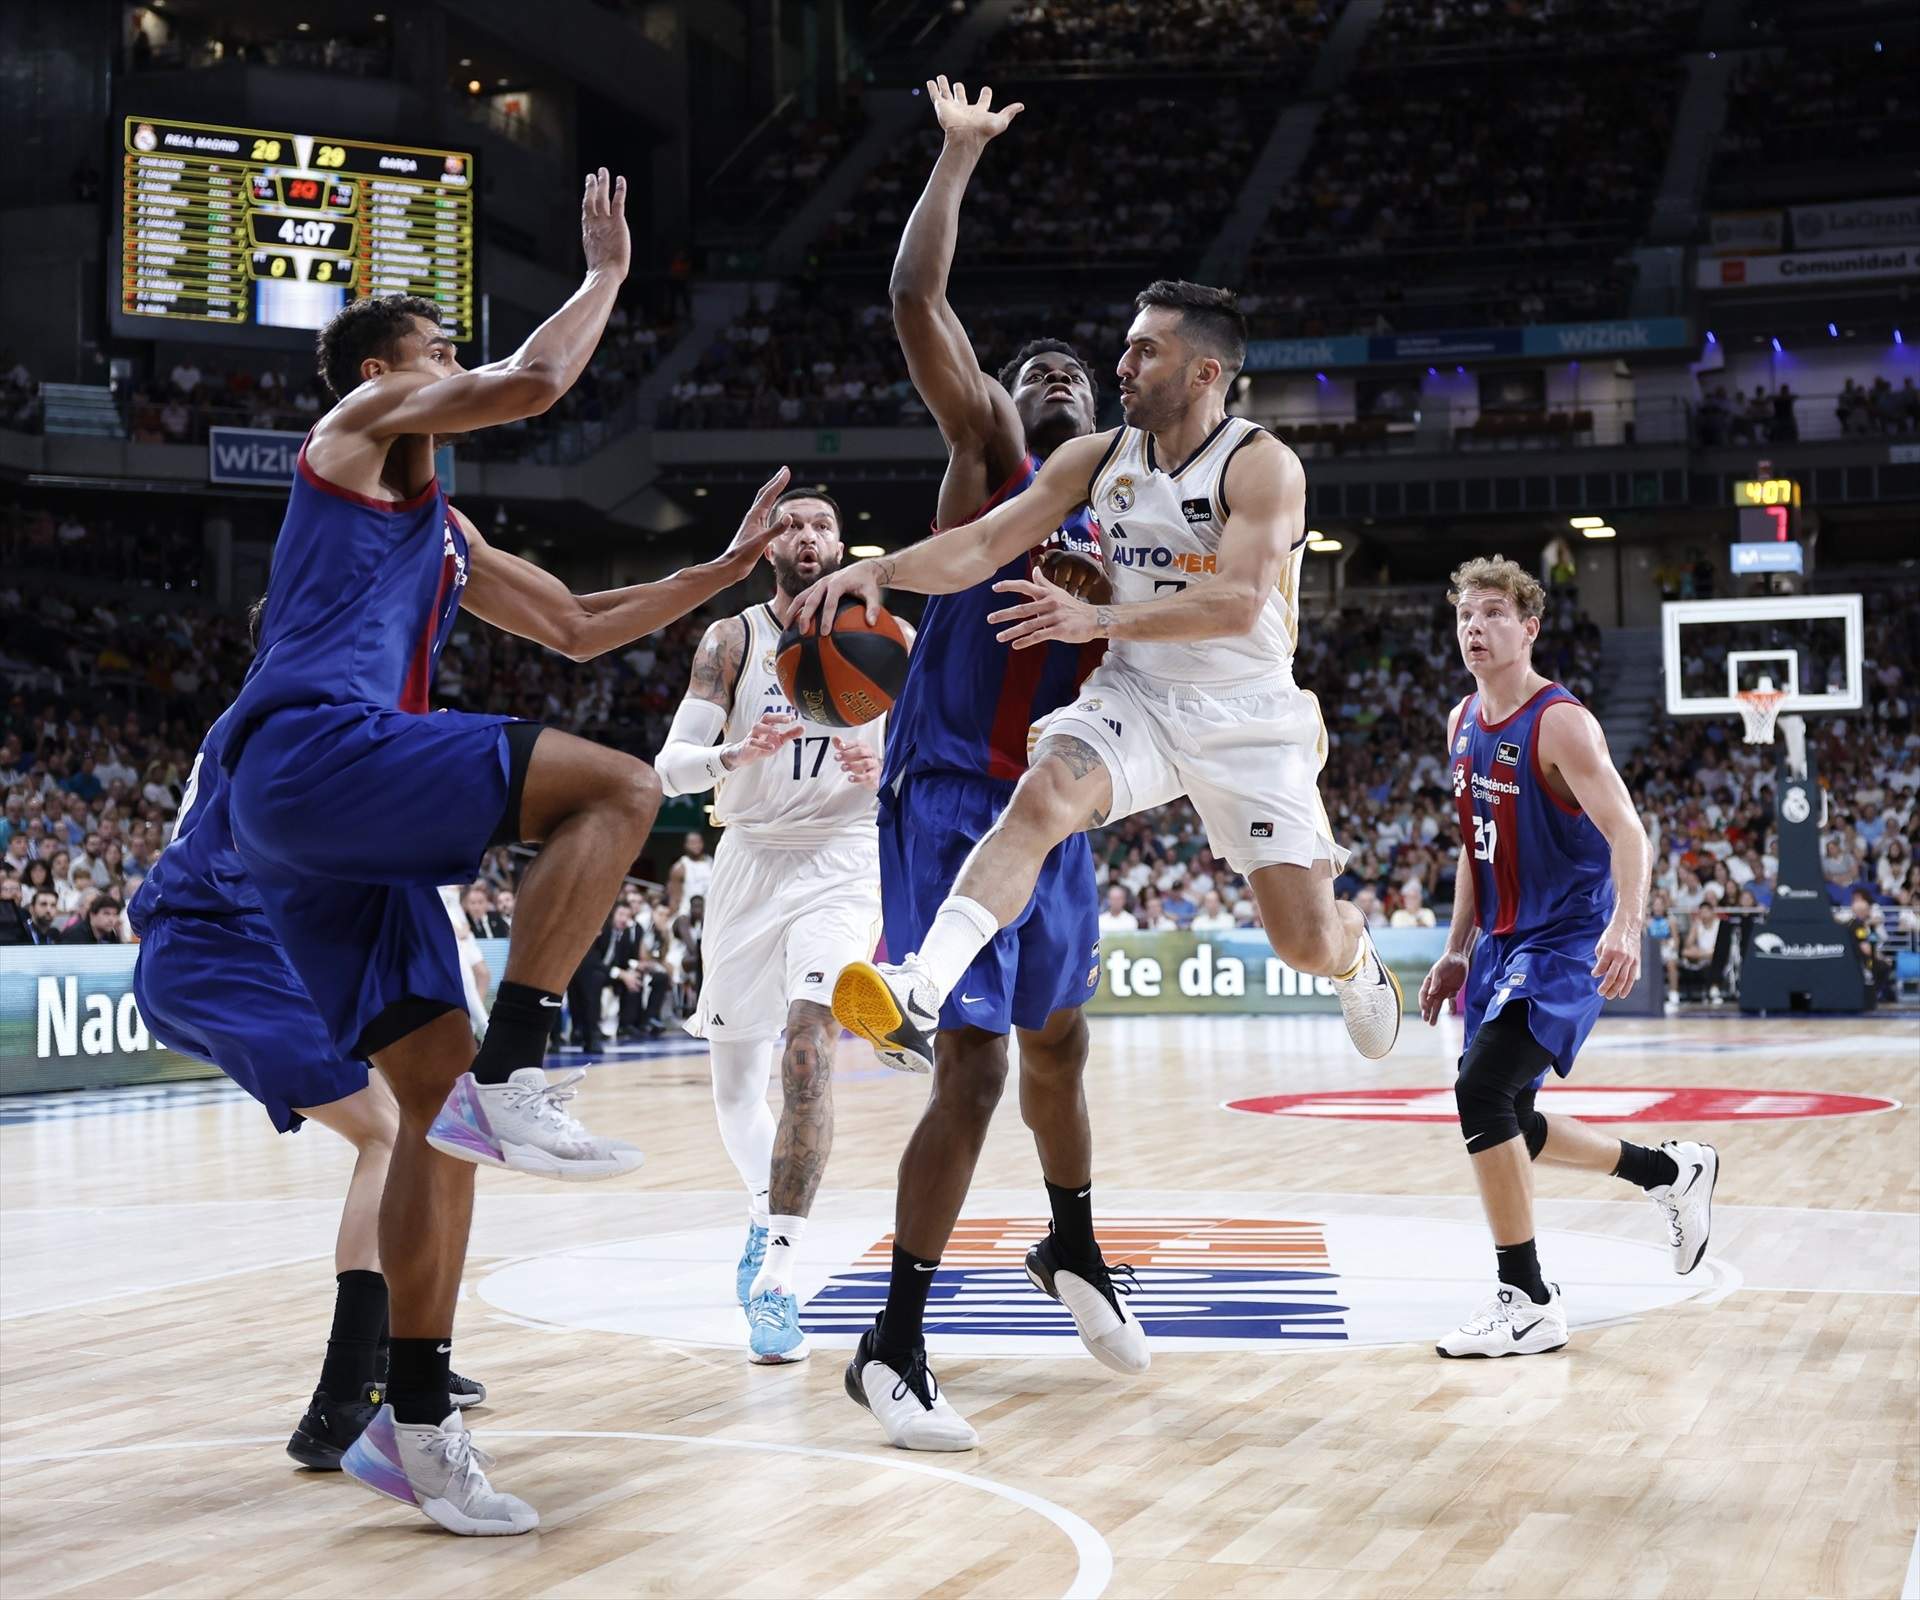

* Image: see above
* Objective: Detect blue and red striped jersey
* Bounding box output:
[218,439,468,765]
[1450,682,1612,947]
[881,453,1104,789]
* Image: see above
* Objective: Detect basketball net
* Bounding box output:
[1735,683,1785,746]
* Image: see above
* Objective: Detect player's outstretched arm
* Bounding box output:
[457,467,790,662]
[653,616,801,797]
[1539,702,1651,999]
[988,431,1301,649]
[891,77,1028,517]
[791,433,1109,632]
[349,170,631,440]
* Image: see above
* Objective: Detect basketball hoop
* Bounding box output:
[1735,686,1786,745]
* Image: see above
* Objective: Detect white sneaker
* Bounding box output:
[1025,1232,1149,1375]
[1436,1283,1568,1359]
[831,956,939,1075]
[1332,928,1402,1060]
[341,1404,538,1536]
[1649,1140,1718,1274]
[844,1327,977,1450]
[426,1068,644,1181]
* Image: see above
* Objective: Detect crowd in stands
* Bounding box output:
[128,358,327,445]
[5,503,1914,1007]
[1716,41,1920,175]
[1255,60,1679,268]
[661,291,1128,430]
[812,90,1265,270]
[1836,377,1920,437]
[1363,0,1699,63]
[988,0,1338,73]
[1,504,211,592]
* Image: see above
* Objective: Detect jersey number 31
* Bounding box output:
[1472,815,1499,863]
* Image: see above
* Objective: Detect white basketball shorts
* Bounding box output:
[1033,659,1348,876]
[687,831,883,1041]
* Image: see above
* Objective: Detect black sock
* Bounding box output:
[1613,1140,1679,1191]
[1045,1178,1098,1263]
[470,980,559,1084]
[1495,1239,1550,1305]
[317,1270,387,1399]
[386,1336,452,1424]
[875,1243,939,1359]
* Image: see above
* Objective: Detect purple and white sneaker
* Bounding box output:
[341,1404,538,1536]
[426,1067,643,1181]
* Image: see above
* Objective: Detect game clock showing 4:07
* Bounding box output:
[117,116,474,341]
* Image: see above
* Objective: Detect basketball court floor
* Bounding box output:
[3,1010,1915,1599]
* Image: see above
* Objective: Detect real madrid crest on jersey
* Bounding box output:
[1106,475,1135,513]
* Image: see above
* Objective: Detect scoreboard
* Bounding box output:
[116,116,475,343]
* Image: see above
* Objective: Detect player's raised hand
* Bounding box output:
[1418,949,1470,1025]
[1591,918,1642,1000]
[926,76,1024,145]
[717,466,792,573]
[833,736,881,790]
[988,568,1105,648]
[580,167,630,281]
[792,559,885,636]
[722,712,803,771]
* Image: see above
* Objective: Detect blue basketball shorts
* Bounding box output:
[1462,931,1607,1081]
[229,702,521,1059]
[878,771,1101,1036]
[133,912,368,1132]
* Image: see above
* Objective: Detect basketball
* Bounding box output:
[776,598,910,727]
[1037,546,1114,604]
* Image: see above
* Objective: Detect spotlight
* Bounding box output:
[850,544,886,558]
[1771,337,1782,352]
[1569,516,1604,529]
[1828,323,1839,338]
[1582,525,1617,540]
[1307,536,1343,553]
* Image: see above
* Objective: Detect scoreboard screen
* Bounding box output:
[115,116,475,344]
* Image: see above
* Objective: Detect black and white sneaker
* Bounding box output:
[287,1381,383,1470]
[831,956,939,1074]
[844,1325,977,1451]
[1649,1140,1718,1274]
[1025,1231,1149,1375]
[1436,1284,1568,1358]
[447,1370,486,1410]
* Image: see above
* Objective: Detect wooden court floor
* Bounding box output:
[2,1011,1915,1599]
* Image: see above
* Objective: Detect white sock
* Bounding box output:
[709,1038,776,1209]
[915,896,1000,1001]
[752,1214,806,1296]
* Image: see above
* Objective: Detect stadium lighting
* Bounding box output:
[467,79,482,93]
[373,12,387,20]
[1828,323,1839,337]
[1315,372,1328,383]
[857,510,873,521]
[1427,366,1437,376]
[1896,329,1905,345]
[1455,365,1465,374]
[459,57,472,66]
[690,486,708,497]
[1582,525,1617,540]
[297,20,311,30]
[1307,534,1342,553]
[1705,330,1716,344]
[1569,516,1604,528]
[850,544,886,558]
[1771,336,1783,352]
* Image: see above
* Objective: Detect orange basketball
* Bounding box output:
[777,598,910,728]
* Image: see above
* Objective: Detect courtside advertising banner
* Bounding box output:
[4,933,1450,1093]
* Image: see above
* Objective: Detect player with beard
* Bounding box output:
[655,490,895,1364]
[813,78,1142,1453]
[801,278,1408,1446]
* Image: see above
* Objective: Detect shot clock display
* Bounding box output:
[116,116,475,343]
[1732,476,1801,543]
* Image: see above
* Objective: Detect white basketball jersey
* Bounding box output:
[710,601,884,843]
[1088,416,1304,687]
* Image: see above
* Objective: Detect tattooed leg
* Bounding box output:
[768,1000,838,1218]
[942,734,1115,927]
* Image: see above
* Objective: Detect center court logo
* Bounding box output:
[802,1216,1351,1345]
[474,1194,1708,1356]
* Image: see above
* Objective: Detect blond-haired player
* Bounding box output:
[1419,555,1717,1357]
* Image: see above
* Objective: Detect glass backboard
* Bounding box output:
[1661,595,1864,717]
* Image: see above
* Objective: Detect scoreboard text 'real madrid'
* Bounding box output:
[119,116,475,341]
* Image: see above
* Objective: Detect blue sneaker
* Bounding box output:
[735,1222,768,1309]
[747,1287,810,1365]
